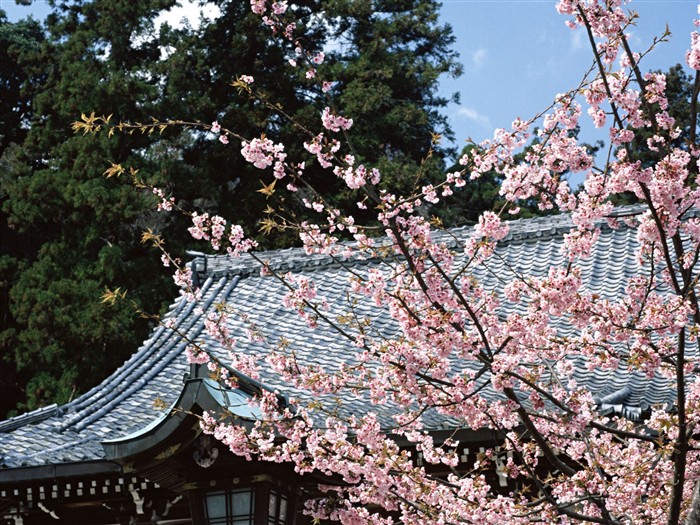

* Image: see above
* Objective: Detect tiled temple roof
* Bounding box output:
[0,206,683,471]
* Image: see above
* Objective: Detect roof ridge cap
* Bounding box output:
[194,204,650,277]
[0,404,58,433]
[62,278,217,415]
[58,276,239,432]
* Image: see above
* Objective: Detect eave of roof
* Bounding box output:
[0,460,121,484]
[102,374,261,463]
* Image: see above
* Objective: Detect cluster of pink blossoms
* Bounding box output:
[210,120,229,144]
[152,187,174,211]
[250,0,287,16]
[172,266,201,302]
[304,133,340,168]
[145,0,700,524]
[281,273,329,328]
[187,212,257,256]
[188,212,227,250]
[321,107,354,133]
[241,137,287,178]
[688,7,700,69]
[185,344,210,365]
[333,156,381,190]
[203,311,234,350]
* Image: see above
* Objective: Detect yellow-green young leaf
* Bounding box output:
[256,178,277,197]
[71,112,98,134]
[152,397,168,410]
[336,314,353,325]
[70,121,89,134]
[140,229,163,246]
[258,217,278,235]
[101,287,127,305]
[103,163,125,178]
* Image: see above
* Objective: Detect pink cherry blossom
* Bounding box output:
[249,0,266,15]
[321,107,353,132]
[149,2,700,524]
[271,1,287,15]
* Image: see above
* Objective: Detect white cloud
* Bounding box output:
[456,106,492,129]
[626,29,643,48]
[131,1,222,59]
[155,1,222,31]
[472,48,488,68]
[570,28,585,51]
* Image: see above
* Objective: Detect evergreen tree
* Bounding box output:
[1,0,177,414]
[0,12,43,155]
[0,9,46,417]
[322,0,461,190]
[0,0,462,415]
[152,0,461,244]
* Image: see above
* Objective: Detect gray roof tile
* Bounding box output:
[0,206,688,469]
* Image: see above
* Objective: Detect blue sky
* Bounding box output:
[1,0,50,20]
[2,0,698,154]
[438,0,699,151]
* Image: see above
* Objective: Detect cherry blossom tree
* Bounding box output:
[79,0,700,523]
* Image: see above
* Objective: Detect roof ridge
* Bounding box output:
[196,205,649,279]
[58,276,239,432]
[60,294,191,414]
[0,404,58,434]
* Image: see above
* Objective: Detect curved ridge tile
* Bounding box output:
[59,276,238,432]
[60,292,192,414]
